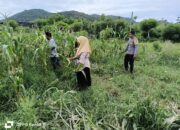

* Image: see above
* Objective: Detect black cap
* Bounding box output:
[130,30,136,35]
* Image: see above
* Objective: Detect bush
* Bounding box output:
[153,41,162,52]
[150,28,162,38]
[159,44,180,66]
[100,28,114,39]
[75,30,88,37]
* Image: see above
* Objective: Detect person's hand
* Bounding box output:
[68,57,73,61]
[67,58,71,65]
[133,55,137,59]
[121,51,126,54]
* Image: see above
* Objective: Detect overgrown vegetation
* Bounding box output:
[3,9,180,42]
[0,14,180,130]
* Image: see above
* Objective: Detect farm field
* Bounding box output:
[0,24,180,130]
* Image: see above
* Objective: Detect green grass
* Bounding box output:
[0,26,180,130]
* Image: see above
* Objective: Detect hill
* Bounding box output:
[8,9,131,22]
[9,9,51,22]
[59,10,131,21]
[59,10,98,21]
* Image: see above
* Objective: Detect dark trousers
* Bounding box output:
[50,57,62,78]
[124,54,134,73]
[50,57,60,70]
[76,67,91,90]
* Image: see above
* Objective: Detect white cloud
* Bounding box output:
[0,0,179,22]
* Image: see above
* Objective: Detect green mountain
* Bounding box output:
[59,11,131,21]
[59,11,107,21]
[9,9,51,22]
[8,9,131,22]
[59,10,98,21]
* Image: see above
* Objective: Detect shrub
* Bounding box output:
[153,41,162,52]
[100,28,114,39]
[75,30,88,37]
[159,44,180,66]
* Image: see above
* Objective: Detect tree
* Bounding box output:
[70,22,83,32]
[100,14,106,21]
[163,24,180,42]
[7,20,19,29]
[176,17,180,23]
[113,19,128,38]
[34,18,48,28]
[92,21,107,37]
[113,20,126,30]
[81,20,92,33]
[63,17,75,25]
[47,14,65,24]
[56,21,68,31]
[140,19,158,39]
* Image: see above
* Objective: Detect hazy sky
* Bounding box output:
[0,0,179,22]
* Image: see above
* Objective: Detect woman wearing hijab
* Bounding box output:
[69,36,91,90]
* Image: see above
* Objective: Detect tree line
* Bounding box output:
[3,14,180,42]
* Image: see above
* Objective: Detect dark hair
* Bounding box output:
[130,30,136,35]
[75,40,79,48]
[45,31,52,37]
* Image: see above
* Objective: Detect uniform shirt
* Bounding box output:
[77,52,90,69]
[125,37,138,55]
[48,38,59,57]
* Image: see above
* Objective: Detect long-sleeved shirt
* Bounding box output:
[48,38,59,57]
[125,37,138,56]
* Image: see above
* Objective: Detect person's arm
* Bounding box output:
[134,45,138,58]
[122,43,128,53]
[133,38,139,58]
[68,55,83,72]
[69,55,79,61]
